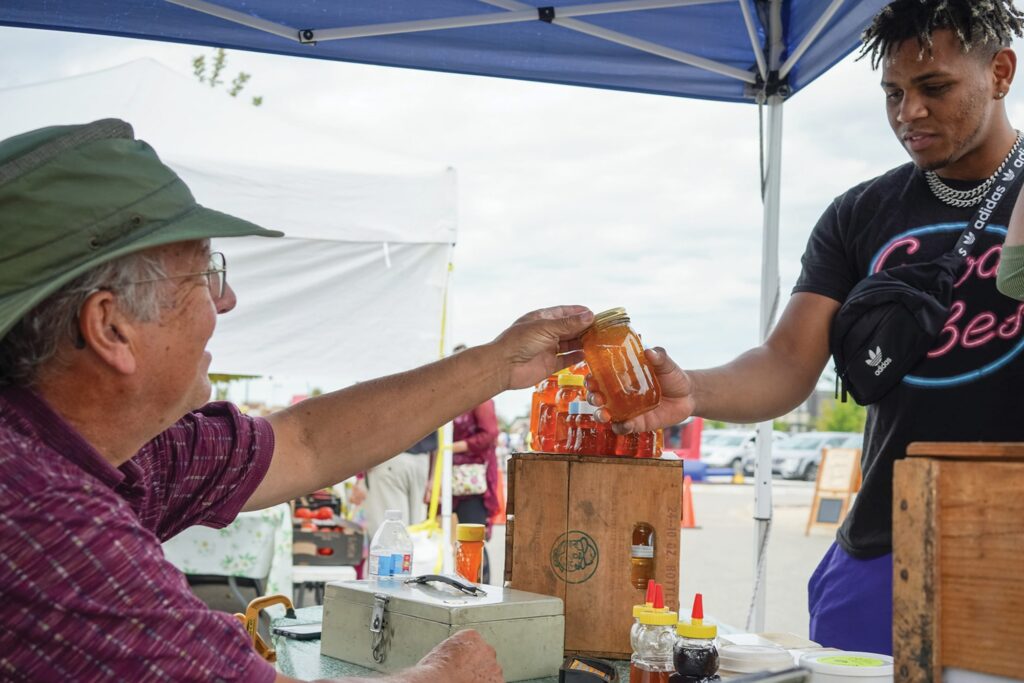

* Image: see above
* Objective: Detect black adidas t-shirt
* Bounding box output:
[795,161,1024,558]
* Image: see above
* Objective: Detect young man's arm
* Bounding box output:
[591,293,839,431]
[244,306,592,512]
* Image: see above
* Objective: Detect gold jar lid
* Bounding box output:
[587,307,630,333]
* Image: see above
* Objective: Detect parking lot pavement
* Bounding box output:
[487,478,838,640]
[680,480,837,638]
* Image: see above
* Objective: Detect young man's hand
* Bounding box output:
[587,346,696,433]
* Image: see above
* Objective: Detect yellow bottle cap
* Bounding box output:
[639,610,677,626]
[676,617,718,639]
[558,374,585,387]
[632,603,653,618]
[456,523,486,542]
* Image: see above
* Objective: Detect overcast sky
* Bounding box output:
[4,25,1024,420]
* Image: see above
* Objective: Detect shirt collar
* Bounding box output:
[0,385,133,489]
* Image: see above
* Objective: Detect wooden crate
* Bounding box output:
[505,453,683,659]
[893,442,1024,681]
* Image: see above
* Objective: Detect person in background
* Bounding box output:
[590,0,1024,655]
[0,119,594,682]
[361,430,436,541]
[447,343,501,583]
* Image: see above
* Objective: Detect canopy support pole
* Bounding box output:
[750,0,784,634]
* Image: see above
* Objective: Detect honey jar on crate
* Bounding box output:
[581,308,661,422]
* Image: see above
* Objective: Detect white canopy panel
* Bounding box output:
[0,59,457,387]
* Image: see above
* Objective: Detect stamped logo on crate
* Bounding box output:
[550,530,599,584]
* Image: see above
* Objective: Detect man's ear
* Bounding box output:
[993,47,1017,94]
[77,291,138,375]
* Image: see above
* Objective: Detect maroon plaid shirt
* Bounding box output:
[0,386,277,682]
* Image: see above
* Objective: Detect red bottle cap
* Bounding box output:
[691,593,704,620]
[653,583,665,610]
[645,580,656,605]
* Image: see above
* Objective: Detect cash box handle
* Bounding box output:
[404,574,486,597]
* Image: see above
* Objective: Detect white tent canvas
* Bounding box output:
[0,59,457,386]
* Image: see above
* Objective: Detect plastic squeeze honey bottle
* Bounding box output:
[581,308,661,421]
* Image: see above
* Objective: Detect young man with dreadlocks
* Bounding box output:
[588,0,1024,654]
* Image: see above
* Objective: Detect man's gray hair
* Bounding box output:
[0,250,169,387]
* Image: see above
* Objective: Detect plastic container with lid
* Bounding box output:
[455,523,486,583]
[574,401,600,455]
[797,651,894,683]
[581,307,661,422]
[631,585,677,683]
[630,580,658,651]
[547,373,585,453]
[673,593,719,682]
[717,644,792,675]
[529,371,564,450]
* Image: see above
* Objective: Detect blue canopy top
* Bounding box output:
[1,0,888,103]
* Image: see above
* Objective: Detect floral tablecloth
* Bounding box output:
[162,503,293,599]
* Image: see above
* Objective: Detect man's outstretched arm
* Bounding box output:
[245,305,593,511]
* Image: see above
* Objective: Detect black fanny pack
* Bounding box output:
[830,143,1024,405]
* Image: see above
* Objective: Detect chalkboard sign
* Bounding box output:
[806,447,862,535]
[816,497,844,524]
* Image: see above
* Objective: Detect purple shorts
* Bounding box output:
[808,542,892,655]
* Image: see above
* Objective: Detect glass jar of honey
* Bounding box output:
[581,308,661,422]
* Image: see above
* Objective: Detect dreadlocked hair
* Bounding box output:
[860,0,1024,69]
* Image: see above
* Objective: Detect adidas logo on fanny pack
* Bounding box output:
[866,346,892,376]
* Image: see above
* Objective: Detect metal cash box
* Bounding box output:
[322,577,565,681]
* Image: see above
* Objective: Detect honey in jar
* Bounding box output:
[636,431,656,458]
[550,374,585,453]
[530,370,565,450]
[561,401,584,454]
[616,432,639,457]
[630,521,655,589]
[595,419,617,456]
[575,402,599,455]
[581,308,661,421]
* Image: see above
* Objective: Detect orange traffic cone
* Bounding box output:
[490,471,507,525]
[681,475,698,529]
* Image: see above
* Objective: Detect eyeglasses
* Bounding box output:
[61,251,228,301]
[130,251,228,301]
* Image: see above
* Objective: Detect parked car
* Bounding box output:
[702,429,788,471]
[771,431,861,481]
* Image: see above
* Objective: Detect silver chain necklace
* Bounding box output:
[924,131,1023,208]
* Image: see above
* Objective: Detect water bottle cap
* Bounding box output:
[384,509,402,521]
[568,401,583,414]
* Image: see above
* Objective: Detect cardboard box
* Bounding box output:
[505,453,683,659]
[321,579,564,681]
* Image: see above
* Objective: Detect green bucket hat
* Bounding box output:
[0,118,283,341]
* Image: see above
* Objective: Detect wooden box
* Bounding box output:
[505,453,683,659]
[893,442,1024,681]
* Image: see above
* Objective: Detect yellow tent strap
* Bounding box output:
[411,259,454,532]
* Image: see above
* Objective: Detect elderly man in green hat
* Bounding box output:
[0,119,593,682]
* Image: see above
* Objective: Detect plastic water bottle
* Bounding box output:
[368,509,414,581]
